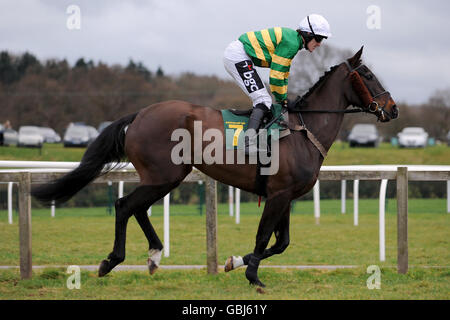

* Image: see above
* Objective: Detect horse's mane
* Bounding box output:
[297,58,362,105]
[302,64,340,100]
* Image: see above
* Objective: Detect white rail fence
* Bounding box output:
[1,161,449,279]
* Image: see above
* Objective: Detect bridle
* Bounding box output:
[273,60,394,159]
[343,61,391,120]
[289,61,393,122]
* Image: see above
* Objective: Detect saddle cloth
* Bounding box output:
[220,103,289,150]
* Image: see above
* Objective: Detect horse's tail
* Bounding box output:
[32,112,138,205]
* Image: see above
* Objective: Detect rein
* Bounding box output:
[279,61,390,159]
[265,60,392,159]
[288,61,390,118]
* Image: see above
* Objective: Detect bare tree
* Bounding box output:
[288,44,353,98]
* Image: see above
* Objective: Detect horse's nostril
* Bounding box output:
[392,105,398,118]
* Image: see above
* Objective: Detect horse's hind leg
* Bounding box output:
[98,182,178,277]
[133,209,163,275]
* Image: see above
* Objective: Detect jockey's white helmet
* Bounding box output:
[298,14,332,38]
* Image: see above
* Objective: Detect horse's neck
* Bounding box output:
[299,70,348,151]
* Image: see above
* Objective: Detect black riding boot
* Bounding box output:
[245,103,270,155]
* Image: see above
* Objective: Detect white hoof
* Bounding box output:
[148,249,162,275]
[224,256,244,272]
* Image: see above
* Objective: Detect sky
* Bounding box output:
[1,0,449,105]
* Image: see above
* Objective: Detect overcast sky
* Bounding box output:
[1,0,449,105]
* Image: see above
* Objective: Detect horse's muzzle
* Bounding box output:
[378,104,398,122]
[391,104,399,119]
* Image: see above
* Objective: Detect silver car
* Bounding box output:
[348,124,380,147]
[398,127,429,148]
[63,124,90,147]
[39,127,61,143]
[3,128,19,146]
[86,126,99,143]
[18,126,44,148]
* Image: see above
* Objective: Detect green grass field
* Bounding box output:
[0,142,448,299]
[1,142,449,164]
[0,199,448,299]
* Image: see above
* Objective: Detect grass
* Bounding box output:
[0,142,449,165]
[323,142,450,165]
[1,267,448,300]
[0,140,448,299]
[0,143,85,162]
[0,199,448,299]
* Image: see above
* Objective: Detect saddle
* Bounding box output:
[221,103,290,151]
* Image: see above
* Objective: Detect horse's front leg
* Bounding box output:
[224,208,290,271]
[250,208,290,260]
[244,192,291,287]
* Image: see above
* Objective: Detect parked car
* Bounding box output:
[86,126,99,143]
[348,124,380,147]
[18,126,44,148]
[63,125,90,147]
[0,124,4,145]
[97,121,112,133]
[39,127,61,143]
[3,128,19,146]
[397,127,429,148]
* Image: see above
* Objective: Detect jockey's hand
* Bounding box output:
[280,99,289,109]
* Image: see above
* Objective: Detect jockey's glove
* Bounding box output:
[280,99,289,109]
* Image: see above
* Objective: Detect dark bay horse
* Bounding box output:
[32,47,398,287]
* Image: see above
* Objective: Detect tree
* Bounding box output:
[156,66,164,77]
[17,52,41,77]
[288,44,353,99]
[74,58,88,69]
[0,51,18,84]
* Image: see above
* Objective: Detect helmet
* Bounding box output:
[298,14,332,38]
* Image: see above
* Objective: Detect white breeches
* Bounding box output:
[223,40,272,109]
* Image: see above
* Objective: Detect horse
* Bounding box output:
[32,46,398,287]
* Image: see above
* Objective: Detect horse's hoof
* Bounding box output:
[224,256,233,272]
[249,278,266,288]
[98,259,111,277]
[147,258,158,275]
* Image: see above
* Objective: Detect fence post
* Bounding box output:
[397,166,408,274]
[447,180,449,213]
[341,180,346,214]
[353,180,359,226]
[18,172,32,279]
[8,182,13,224]
[379,179,388,262]
[313,180,320,224]
[205,177,218,274]
[163,193,170,257]
[235,188,240,224]
[229,186,234,217]
[51,200,55,218]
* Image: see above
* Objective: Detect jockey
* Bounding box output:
[223,14,331,154]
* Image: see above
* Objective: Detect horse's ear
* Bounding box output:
[348,46,364,68]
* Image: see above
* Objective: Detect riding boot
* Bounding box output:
[245,103,270,155]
